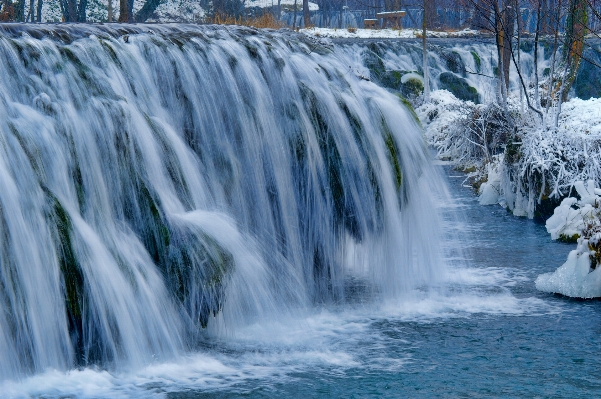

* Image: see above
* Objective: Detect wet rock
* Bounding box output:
[438,72,480,103]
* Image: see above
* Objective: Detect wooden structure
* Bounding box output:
[375,11,406,29]
[363,19,377,29]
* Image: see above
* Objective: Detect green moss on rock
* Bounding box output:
[439,72,480,103]
[400,78,424,99]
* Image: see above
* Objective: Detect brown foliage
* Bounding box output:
[209,13,286,29]
[0,1,15,21]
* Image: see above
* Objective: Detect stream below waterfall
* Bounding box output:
[2,166,599,398]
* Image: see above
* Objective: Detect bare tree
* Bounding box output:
[423,0,430,101]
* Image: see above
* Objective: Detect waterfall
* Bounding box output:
[0,24,446,380]
[336,38,552,105]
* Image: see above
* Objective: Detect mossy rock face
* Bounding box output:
[166,225,234,328]
[396,94,421,127]
[471,51,481,73]
[504,137,521,164]
[363,48,386,78]
[443,51,466,76]
[44,191,90,365]
[520,40,534,53]
[400,78,424,98]
[362,49,406,90]
[379,70,404,90]
[298,82,364,241]
[558,233,580,243]
[574,46,601,100]
[533,195,563,222]
[438,72,480,103]
[362,48,414,91]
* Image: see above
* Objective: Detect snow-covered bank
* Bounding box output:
[536,180,601,297]
[300,28,483,39]
[418,89,601,298]
[535,238,601,298]
[418,90,601,218]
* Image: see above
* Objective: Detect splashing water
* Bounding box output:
[0,23,456,385]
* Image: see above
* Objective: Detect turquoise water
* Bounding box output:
[166,170,600,398]
[3,167,598,398]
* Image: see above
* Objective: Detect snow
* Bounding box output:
[419,90,601,215]
[536,181,601,298]
[416,89,470,148]
[518,97,601,201]
[417,90,601,297]
[545,180,601,241]
[246,0,319,10]
[478,156,503,205]
[535,238,601,298]
[556,98,601,135]
[401,72,423,84]
[300,28,482,39]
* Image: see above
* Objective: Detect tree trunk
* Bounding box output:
[494,2,508,106]
[502,4,515,92]
[515,0,523,112]
[561,0,588,101]
[534,0,541,109]
[118,0,129,21]
[293,0,297,29]
[66,0,77,21]
[14,0,25,20]
[424,0,435,29]
[107,0,112,21]
[303,0,310,27]
[77,0,87,21]
[423,0,430,102]
[36,0,42,21]
[545,0,562,121]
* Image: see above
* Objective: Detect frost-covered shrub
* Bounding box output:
[417,90,475,163]
[536,181,601,298]
[536,184,601,298]
[419,90,601,219]
[545,180,601,242]
[421,94,512,169]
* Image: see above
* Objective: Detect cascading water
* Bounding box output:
[336,38,553,104]
[0,24,448,382]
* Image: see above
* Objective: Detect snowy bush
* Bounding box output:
[536,182,601,299]
[545,180,601,241]
[418,90,512,167]
[419,89,601,219]
[535,236,601,298]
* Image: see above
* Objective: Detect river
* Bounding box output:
[3,166,599,398]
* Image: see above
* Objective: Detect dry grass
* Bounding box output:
[210,13,286,29]
[347,27,357,34]
[0,2,16,21]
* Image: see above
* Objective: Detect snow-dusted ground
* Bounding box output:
[246,0,319,11]
[300,27,483,39]
[555,97,601,135]
[36,0,206,23]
